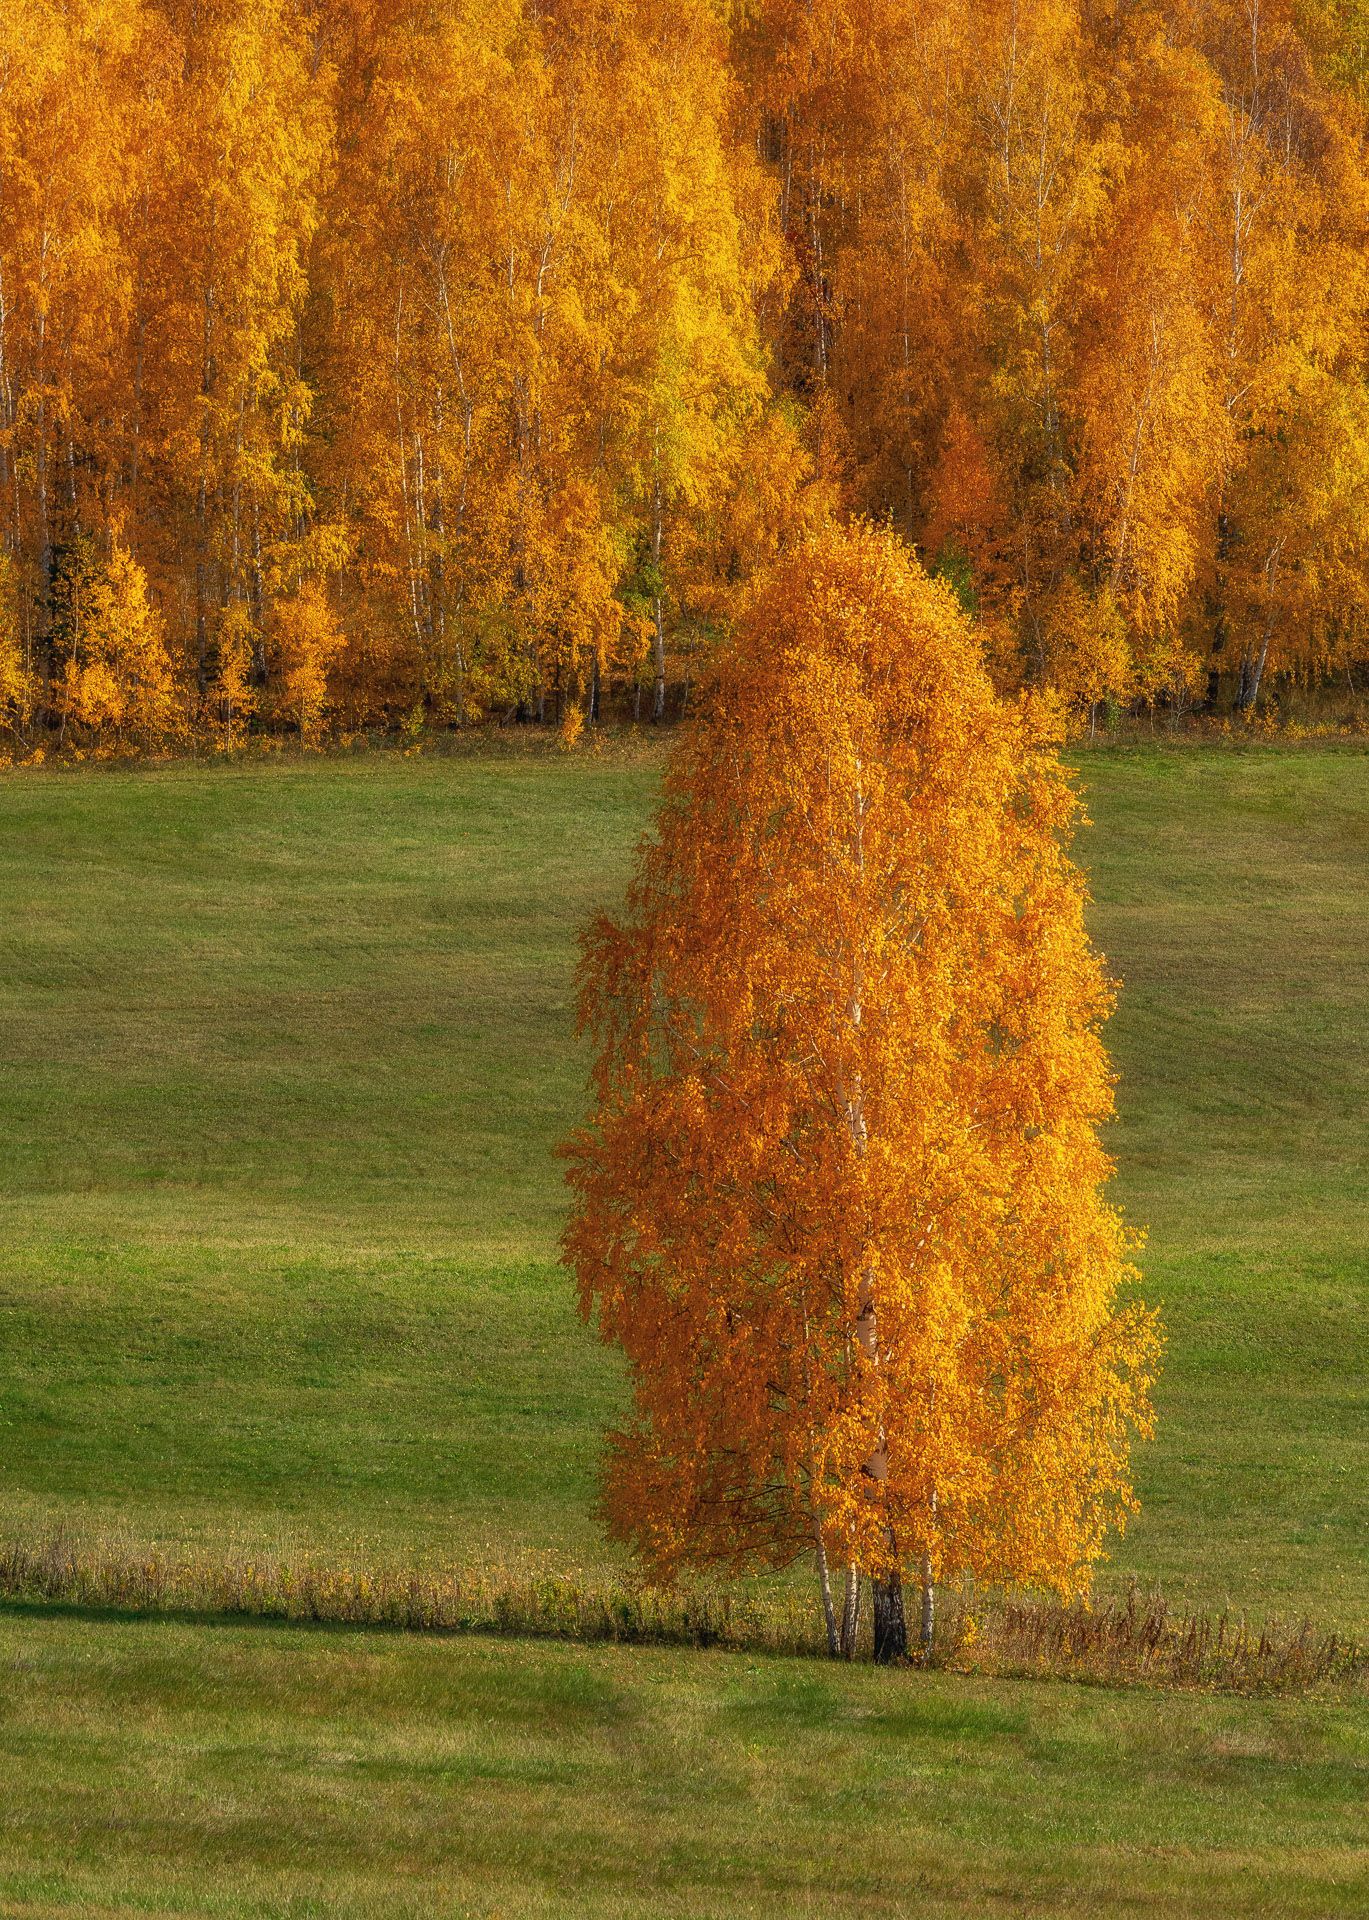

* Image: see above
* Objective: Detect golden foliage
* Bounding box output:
[0,555,31,735]
[745,0,1369,716]
[0,0,1365,743]
[564,525,1159,1600]
[267,582,345,745]
[50,541,179,748]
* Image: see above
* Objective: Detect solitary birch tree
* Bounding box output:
[563,522,1158,1661]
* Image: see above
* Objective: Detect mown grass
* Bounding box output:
[0,738,1366,1913]
[1073,747,1369,1627]
[0,744,645,1570]
[0,740,1364,1622]
[0,1608,1366,1918]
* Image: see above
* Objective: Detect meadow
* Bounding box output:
[0,739,1366,1914]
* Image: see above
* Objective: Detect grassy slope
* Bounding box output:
[1,742,1365,1617]
[0,746,645,1569]
[1075,748,1369,1624]
[1,1610,1366,1919]
[0,741,1365,1915]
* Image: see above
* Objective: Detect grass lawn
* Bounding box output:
[0,738,1365,1914]
[0,1607,1365,1918]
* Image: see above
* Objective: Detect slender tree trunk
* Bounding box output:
[918,1553,935,1656]
[1236,638,1272,713]
[196,274,217,701]
[845,748,907,1665]
[814,1521,839,1658]
[1205,507,1231,710]
[35,275,51,664]
[0,266,13,540]
[130,245,147,512]
[873,1561,908,1663]
[651,442,666,723]
[651,600,666,722]
[840,1564,862,1660]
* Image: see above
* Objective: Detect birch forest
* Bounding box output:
[2,0,1368,751]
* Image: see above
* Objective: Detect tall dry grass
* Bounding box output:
[1,1528,1361,1696]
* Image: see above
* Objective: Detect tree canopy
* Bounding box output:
[564,524,1160,1656]
[1,0,1366,751]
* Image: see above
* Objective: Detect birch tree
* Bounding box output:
[564,523,1159,1661]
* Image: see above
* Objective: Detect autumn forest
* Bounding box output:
[3,0,1369,754]
[3,1,1369,1904]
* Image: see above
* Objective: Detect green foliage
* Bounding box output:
[931,536,978,617]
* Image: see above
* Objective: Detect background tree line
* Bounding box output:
[1,0,1367,752]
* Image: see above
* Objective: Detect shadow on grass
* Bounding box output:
[2,1528,1363,1698]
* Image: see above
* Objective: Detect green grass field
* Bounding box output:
[2,1609,1366,1918]
[1,740,1366,1915]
